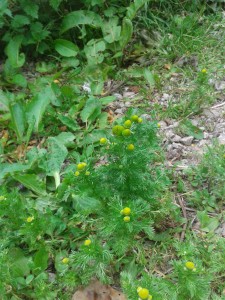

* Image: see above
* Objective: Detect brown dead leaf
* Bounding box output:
[129,86,140,93]
[1,130,9,146]
[15,144,26,160]
[29,140,38,145]
[164,64,171,70]
[72,280,127,300]
[107,109,117,123]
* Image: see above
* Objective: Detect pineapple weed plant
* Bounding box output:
[1,112,225,299]
[1,1,225,299]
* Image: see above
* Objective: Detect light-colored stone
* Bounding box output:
[218,133,225,144]
[180,136,194,146]
[172,134,182,142]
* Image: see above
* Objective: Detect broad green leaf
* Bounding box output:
[34,247,49,274]
[9,102,25,141]
[52,132,75,146]
[102,18,121,43]
[21,1,39,18]
[10,248,30,277]
[100,95,116,105]
[12,173,46,195]
[25,115,35,145]
[126,0,149,20]
[11,74,27,88]
[0,90,9,111]
[197,211,219,232]
[58,115,80,131]
[11,15,30,28]
[54,39,78,57]
[50,0,63,10]
[80,97,101,122]
[72,194,101,213]
[26,86,55,132]
[31,22,50,42]
[98,112,108,129]
[46,133,75,187]
[179,119,204,140]
[144,68,155,87]
[5,35,25,68]
[61,10,103,33]
[0,163,31,181]
[120,18,133,49]
[84,39,106,65]
[61,57,79,68]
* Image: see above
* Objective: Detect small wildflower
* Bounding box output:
[138,118,143,123]
[124,120,132,128]
[26,216,34,223]
[185,261,196,270]
[201,68,207,74]
[112,125,124,136]
[53,79,60,83]
[85,171,90,176]
[138,288,149,299]
[0,196,6,201]
[121,207,131,216]
[62,257,69,264]
[131,115,139,122]
[123,216,130,222]
[100,138,107,145]
[75,171,80,176]
[122,129,131,137]
[127,144,135,151]
[77,162,86,171]
[157,123,161,128]
[84,239,91,246]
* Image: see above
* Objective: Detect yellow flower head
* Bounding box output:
[122,129,131,137]
[62,257,69,264]
[53,79,60,83]
[77,162,86,171]
[138,118,143,123]
[100,138,107,145]
[124,120,132,128]
[122,207,131,216]
[201,68,207,74]
[157,123,161,128]
[112,125,124,136]
[26,216,34,223]
[84,239,91,246]
[185,261,195,270]
[127,144,135,151]
[85,171,90,176]
[123,216,130,222]
[138,288,149,299]
[75,171,80,176]
[131,115,139,122]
